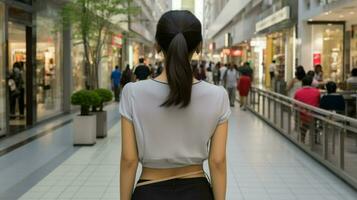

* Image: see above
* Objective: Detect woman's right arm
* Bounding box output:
[209,121,228,200]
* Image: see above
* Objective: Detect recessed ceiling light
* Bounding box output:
[339,15,344,18]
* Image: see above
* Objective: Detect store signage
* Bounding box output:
[256,6,290,33]
[112,34,123,48]
[313,53,321,65]
[222,48,231,55]
[221,49,243,57]
[232,50,243,57]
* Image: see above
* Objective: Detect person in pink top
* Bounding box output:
[294,75,321,143]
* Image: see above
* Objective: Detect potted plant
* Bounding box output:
[93,88,113,138]
[71,90,101,145]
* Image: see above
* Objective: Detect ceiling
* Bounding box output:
[311,1,357,23]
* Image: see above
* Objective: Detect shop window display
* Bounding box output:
[8,23,26,128]
[272,32,286,80]
[0,3,6,136]
[351,25,357,72]
[36,8,63,120]
[312,24,344,83]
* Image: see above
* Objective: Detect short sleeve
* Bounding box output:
[218,88,231,124]
[119,83,133,121]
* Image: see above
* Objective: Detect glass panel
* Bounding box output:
[312,24,344,84]
[36,4,63,120]
[8,22,27,131]
[351,25,357,73]
[0,3,6,136]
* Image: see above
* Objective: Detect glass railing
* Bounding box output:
[247,87,357,190]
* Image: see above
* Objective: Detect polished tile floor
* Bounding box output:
[18,107,357,200]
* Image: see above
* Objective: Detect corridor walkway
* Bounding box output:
[16,108,357,200]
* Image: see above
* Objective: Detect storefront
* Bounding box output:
[298,0,357,85]
[266,28,295,83]
[250,37,266,85]
[351,25,357,71]
[35,1,63,120]
[255,3,297,89]
[309,22,344,83]
[231,41,251,66]
[0,2,5,136]
[0,0,66,136]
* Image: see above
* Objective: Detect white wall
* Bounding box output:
[172,0,182,9]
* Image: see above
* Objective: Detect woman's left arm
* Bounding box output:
[120,117,139,200]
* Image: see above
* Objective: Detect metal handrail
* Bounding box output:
[247,86,357,190]
[253,88,357,124]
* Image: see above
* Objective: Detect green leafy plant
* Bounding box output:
[61,0,139,89]
[93,88,113,111]
[71,90,101,115]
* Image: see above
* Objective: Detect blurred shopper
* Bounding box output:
[238,70,252,111]
[307,70,319,88]
[156,62,164,77]
[134,58,151,81]
[286,66,305,98]
[111,65,122,102]
[294,76,321,143]
[121,64,133,88]
[224,64,239,107]
[206,62,213,83]
[320,81,345,113]
[269,60,276,79]
[220,63,228,86]
[269,60,276,89]
[198,63,207,81]
[8,62,25,118]
[192,62,200,80]
[238,62,253,79]
[119,10,230,200]
[347,68,357,90]
[314,64,323,84]
[212,62,221,85]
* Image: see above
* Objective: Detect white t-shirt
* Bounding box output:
[347,77,357,90]
[269,63,276,72]
[220,66,227,81]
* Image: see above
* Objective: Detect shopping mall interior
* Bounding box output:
[1,0,357,199]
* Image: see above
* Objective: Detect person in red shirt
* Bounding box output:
[238,71,252,110]
[294,75,321,143]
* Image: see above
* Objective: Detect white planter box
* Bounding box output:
[95,111,107,138]
[73,114,97,146]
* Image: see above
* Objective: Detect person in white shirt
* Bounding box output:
[269,60,276,90]
[220,64,228,87]
[347,68,357,90]
[269,60,276,79]
[223,64,239,107]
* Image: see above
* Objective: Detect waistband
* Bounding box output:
[136,177,210,187]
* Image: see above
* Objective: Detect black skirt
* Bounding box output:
[131,177,214,200]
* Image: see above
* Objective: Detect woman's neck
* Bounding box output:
[154,68,199,83]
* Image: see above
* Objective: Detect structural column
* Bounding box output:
[62,27,72,113]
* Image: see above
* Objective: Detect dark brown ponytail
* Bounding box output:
[155,11,202,108]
